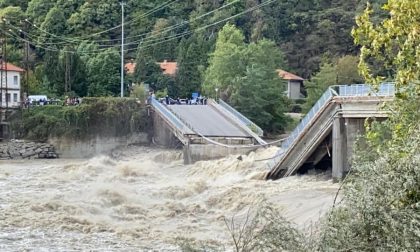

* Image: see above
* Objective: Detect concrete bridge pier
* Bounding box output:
[332,116,366,181]
[183,143,257,164]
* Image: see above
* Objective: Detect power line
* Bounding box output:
[22,0,178,44]
[14,0,240,47]
[120,1,126,97]
[1,0,278,55]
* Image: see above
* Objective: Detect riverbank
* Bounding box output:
[0,140,58,160]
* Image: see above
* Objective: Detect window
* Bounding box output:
[13,76,18,85]
[13,93,18,102]
[6,93,10,102]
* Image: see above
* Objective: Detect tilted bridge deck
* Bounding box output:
[151,98,266,146]
[266,83,395,180]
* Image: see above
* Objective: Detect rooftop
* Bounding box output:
[277,69,304,81]
[158,60,177,76]
[124,60,178,76]
[125,62,136,74]
[0,62,25,72]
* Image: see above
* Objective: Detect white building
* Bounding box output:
[0,62,24,108]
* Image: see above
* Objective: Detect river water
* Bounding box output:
[0,146,338,251]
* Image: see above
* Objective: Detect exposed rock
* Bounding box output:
[0,140,59,160]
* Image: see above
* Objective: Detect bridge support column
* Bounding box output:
[333,116,367,181]
[183,144,192,164]
[332,115,346,182]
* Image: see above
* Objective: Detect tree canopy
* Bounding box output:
[204,24,290,133]
[0,0,395,132]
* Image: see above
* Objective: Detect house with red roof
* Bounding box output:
[158,60,177,76]
[277,69,305,99]
[0,62,24,108]
[124,60,178,76]
[125,62,136,75]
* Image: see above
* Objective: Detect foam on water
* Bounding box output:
[0,146,338,250]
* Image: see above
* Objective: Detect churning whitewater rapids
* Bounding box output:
[0,146,338,251]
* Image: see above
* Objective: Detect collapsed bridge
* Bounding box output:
[266,83,395,181]
[150,98,266,163]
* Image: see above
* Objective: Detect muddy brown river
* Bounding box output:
[0,146,338,251]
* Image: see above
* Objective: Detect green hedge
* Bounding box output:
[12,97,148,141]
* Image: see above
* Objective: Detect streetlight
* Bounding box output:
[215,87,219,102]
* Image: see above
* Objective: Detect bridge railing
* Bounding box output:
[218,99,264,137]
[151,98,191,134]
[334,82,395,97]
[269,83,395,168]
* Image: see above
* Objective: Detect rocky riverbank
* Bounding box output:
[0,140,59,160]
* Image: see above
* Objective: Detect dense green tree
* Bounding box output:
[26,0,56,25]
[0,0,28,10]
[59,48,88,96]
[55,0,84,20]
[4,44,24,66]
[231,39,290,133]
[133,54,162,92]
[145,18,179,61]
[0,6,26,66]
[189,0,240,35]
[175,34,211,97]
[39,7,68,44]
[320,1,420,251]
[203,23,246,99]
[353,0,420,144]
[43,51,63,94]
[0,0,395,101]
[303,62,337,112]
[261,0,362,78]
[85,49,120,96]
[67,0,120,37]
[204,24,290,133]
[303,54,363,112]
[0,6,25,25]
[336,55,363,85]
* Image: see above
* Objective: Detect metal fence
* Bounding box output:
[269,83,395,168]
[335,83,395,97]
[218,99,264,137]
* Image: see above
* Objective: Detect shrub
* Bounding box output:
[11,98,148,141]
[319,126,420,251]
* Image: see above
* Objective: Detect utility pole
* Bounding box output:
[65,51,69,93]
[120,1,126,98]
[0,36,3,118]
[0,37,3,109]
[4,28,7,111]
[21,20,30,103]
[25,30,29,100]
[0,36,2,137]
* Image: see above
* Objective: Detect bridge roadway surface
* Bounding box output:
[168,104,250,137]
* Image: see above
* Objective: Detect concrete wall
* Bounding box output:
[184,144,258,164]
[152,111,182,148]
[288,80,302,99]
[49,133,149,158]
